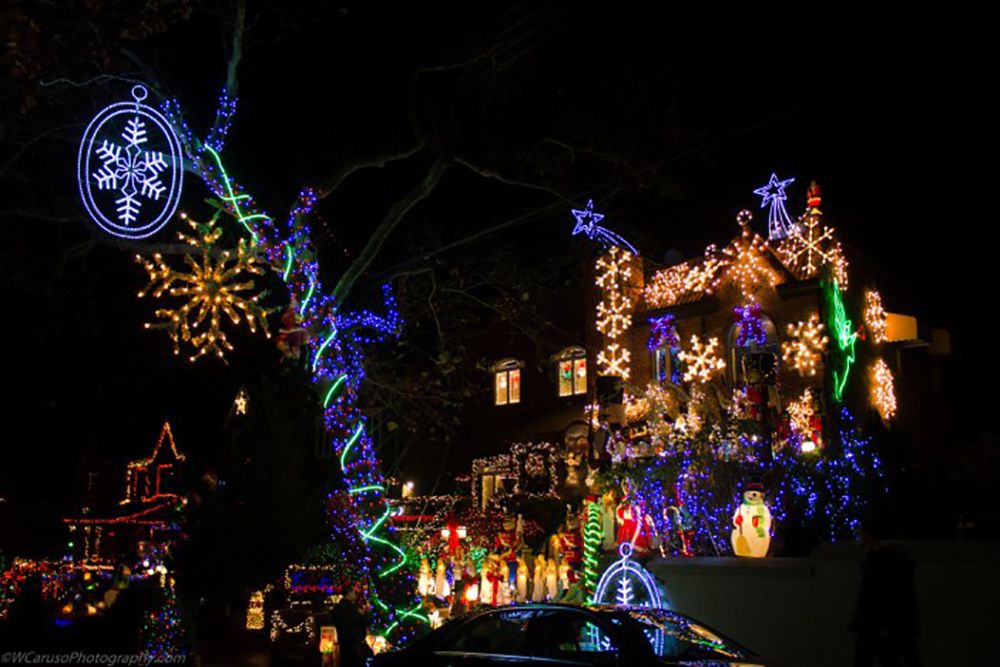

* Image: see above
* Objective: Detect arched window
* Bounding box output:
[727,311,779,386]
[556,347,588,397]
[493,359,523,405]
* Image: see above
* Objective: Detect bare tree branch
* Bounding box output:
[453,157,566,200]
[530,137,623,165]
[0,210,84,224]
[315,142,426,200]
[38,73,150,90]
[225,0,246,97]
[331,159,448,304]
[0,123,81,176]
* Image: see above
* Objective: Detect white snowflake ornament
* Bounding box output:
[77,85,184,239]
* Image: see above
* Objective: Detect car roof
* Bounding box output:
[457,602,693,623]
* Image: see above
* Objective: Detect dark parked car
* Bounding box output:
[371,603,763,666]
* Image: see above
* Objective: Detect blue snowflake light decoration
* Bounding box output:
[570,199,638,254]
[753,173,797,241]
[77,85,183,239]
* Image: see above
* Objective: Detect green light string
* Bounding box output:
[323,374,348,409]
[362,506,394,540]
[200,147,420,636]
[381,602,431,637]
[338,420,364,467]
[203,146,261,243]
[583,501,602,602]
[299,280,316,317]
[313,328,340,371]
[825,278,857,402]
[349,485,385,495]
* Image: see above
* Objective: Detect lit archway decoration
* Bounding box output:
[593,543,664,609]
[77,84,183,239]
[592,543,667,653]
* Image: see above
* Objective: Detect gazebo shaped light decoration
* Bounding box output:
[592,543,666,652]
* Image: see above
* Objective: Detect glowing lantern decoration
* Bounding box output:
[465,582,480,603]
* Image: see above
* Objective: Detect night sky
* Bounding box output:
[1,5,992,512]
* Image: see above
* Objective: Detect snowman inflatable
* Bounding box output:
[731,482,771,558]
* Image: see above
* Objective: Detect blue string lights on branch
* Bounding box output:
[570,199,638,254]
[159,92,415,639]
[76,85,184,239]
[753,173,798,241]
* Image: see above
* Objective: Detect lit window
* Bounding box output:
[557,347,587,397]
[654,346,671,383]
[726,312,778,387]
[494,359,522,405]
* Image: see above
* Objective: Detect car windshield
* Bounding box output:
[609,608,751,661]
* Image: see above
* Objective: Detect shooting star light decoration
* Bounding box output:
[571,199,638,254]
[753,173,797,241]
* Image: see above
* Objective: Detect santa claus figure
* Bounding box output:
[616,480,653,554]
[275,300,310,361]
[731,482,771,558]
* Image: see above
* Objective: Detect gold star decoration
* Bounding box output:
[136,213,272,362]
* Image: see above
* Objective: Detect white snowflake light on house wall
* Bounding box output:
[782,314,829,377]
[864,290,888,344]
[595,247,635,380]
[870,358,897,422]
[77,85,184,239]
[677,335,725,384]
